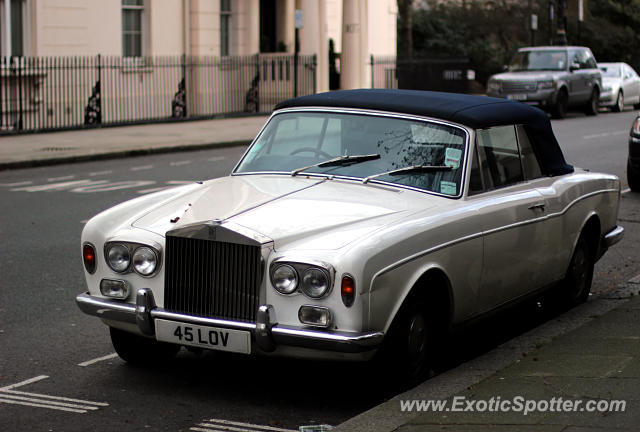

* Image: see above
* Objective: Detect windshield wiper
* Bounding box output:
[291,154,381,177]
[362,165,452,184]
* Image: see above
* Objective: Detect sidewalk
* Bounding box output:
[337,277,640,432]
[0,115,269,170]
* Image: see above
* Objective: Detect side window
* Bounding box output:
[516,125,542,180]
[475,126,524,191]
[584,50,597,69]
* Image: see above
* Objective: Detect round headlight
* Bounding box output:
[132,247,158,276]
[301,268,330,298]
[271,264,298,294]
[107,244,130,273]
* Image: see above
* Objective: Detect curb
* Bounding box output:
[0,140,252,171]
[334,276,640,432]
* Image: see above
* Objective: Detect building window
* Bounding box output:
[220,0,231,57]
[122,0,144,57]
[1,0,28,57]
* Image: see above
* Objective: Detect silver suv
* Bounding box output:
[487,46,602,119]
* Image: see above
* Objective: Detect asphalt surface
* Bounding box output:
[0,108,638,431]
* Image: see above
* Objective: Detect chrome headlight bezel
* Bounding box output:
[270,263,299,295]
[487,80,501,92]
[269,259,335,299]
[104,241,162,277]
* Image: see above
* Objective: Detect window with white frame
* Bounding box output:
[122,0,144,57]
[1,0,29,57]
[220,0,232,57]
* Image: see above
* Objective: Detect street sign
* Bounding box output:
[579,0,584,22]
[531,14,538,31]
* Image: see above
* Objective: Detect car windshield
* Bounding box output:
[599,65,621,77]
[234,111,468,196]
[509,50,567,71]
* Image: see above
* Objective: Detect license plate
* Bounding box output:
[507,94,527,101]
[155,319,251,354]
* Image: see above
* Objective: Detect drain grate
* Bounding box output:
[40,147,77,152]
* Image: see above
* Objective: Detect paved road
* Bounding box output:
[0,110,638,431]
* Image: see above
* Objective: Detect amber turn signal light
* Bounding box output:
[341,275,355,307]
[83,243,96,274]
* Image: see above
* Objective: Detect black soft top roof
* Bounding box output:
[276,89,573,176]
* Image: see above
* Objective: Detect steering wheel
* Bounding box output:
[289,147,333,159]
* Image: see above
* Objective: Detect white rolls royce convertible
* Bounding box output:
[76,89,624,381]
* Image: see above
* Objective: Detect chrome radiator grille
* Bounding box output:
[502,81,537,93]
[164,235,262,322]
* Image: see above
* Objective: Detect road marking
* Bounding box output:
[70,180,155,193]
[0,181,33,187]
[191,419,297,432]
[47,175,75,182]
[11,180,107,192]
[583,130,627,139]
[131,165,153,171]
[0,375,108,414]
[171,160,192,166]
[78,353,119,367]
[89,170,113,176]
[622,188,631,194]
[208,156,227,162]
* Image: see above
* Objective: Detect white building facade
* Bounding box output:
[1,0,397,91]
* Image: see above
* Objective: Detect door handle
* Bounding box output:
[528,203,546,211]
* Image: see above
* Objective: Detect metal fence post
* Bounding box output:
[370,54,374,89]
[313,54,317,94]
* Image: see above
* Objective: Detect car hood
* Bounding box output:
[491,71,564,81]
[132,175,435,250]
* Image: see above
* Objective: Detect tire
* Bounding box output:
[628,159,640,192]
[552,90,568,119]
[110,327,179,365]
[612,91,624,113]
[584,88,600,116]
[561,236,594,306]
[378,294,445,387]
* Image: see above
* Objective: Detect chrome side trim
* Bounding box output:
[374,188,620,278]
[75,293,382,353]
[603,225,624,248]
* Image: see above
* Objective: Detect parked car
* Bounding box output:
[487,46,602,119]
[629,113,640,191]
[599,62,640,112]
[76,90,624,381]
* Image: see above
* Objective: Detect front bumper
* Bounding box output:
[76,289,383,354]
[487,88,557,107]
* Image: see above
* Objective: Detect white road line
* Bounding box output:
[583,130,627,139]
[197,419,297,432]
[0,375,48,391]
[170,160,192,166]
[622,188,631,194]
[2,389,109,406]
[88,170,113,176]
[11,180,107,192]
[0,393,99,410]
[80,219,89,224]
[0,181,33,187]
[0,397,87,414]
[131,165,153,171]
[47,175,74,182]
[78,353,119,367]
[208,156,227,162]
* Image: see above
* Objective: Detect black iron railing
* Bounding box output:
[0,54,316,134]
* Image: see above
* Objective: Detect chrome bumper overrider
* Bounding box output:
[76,289,383,354]
[603,225,624,248]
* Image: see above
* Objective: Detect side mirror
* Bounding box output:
[570,63,580,72]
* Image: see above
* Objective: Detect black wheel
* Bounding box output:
[378,294,445,387]
[552,90,568,119]
[612,91,624,112]
[289,147,332,158]
[584,88,600,116]
[561,236,594,306]
[628,159,640,192]
[110,327,179,365]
